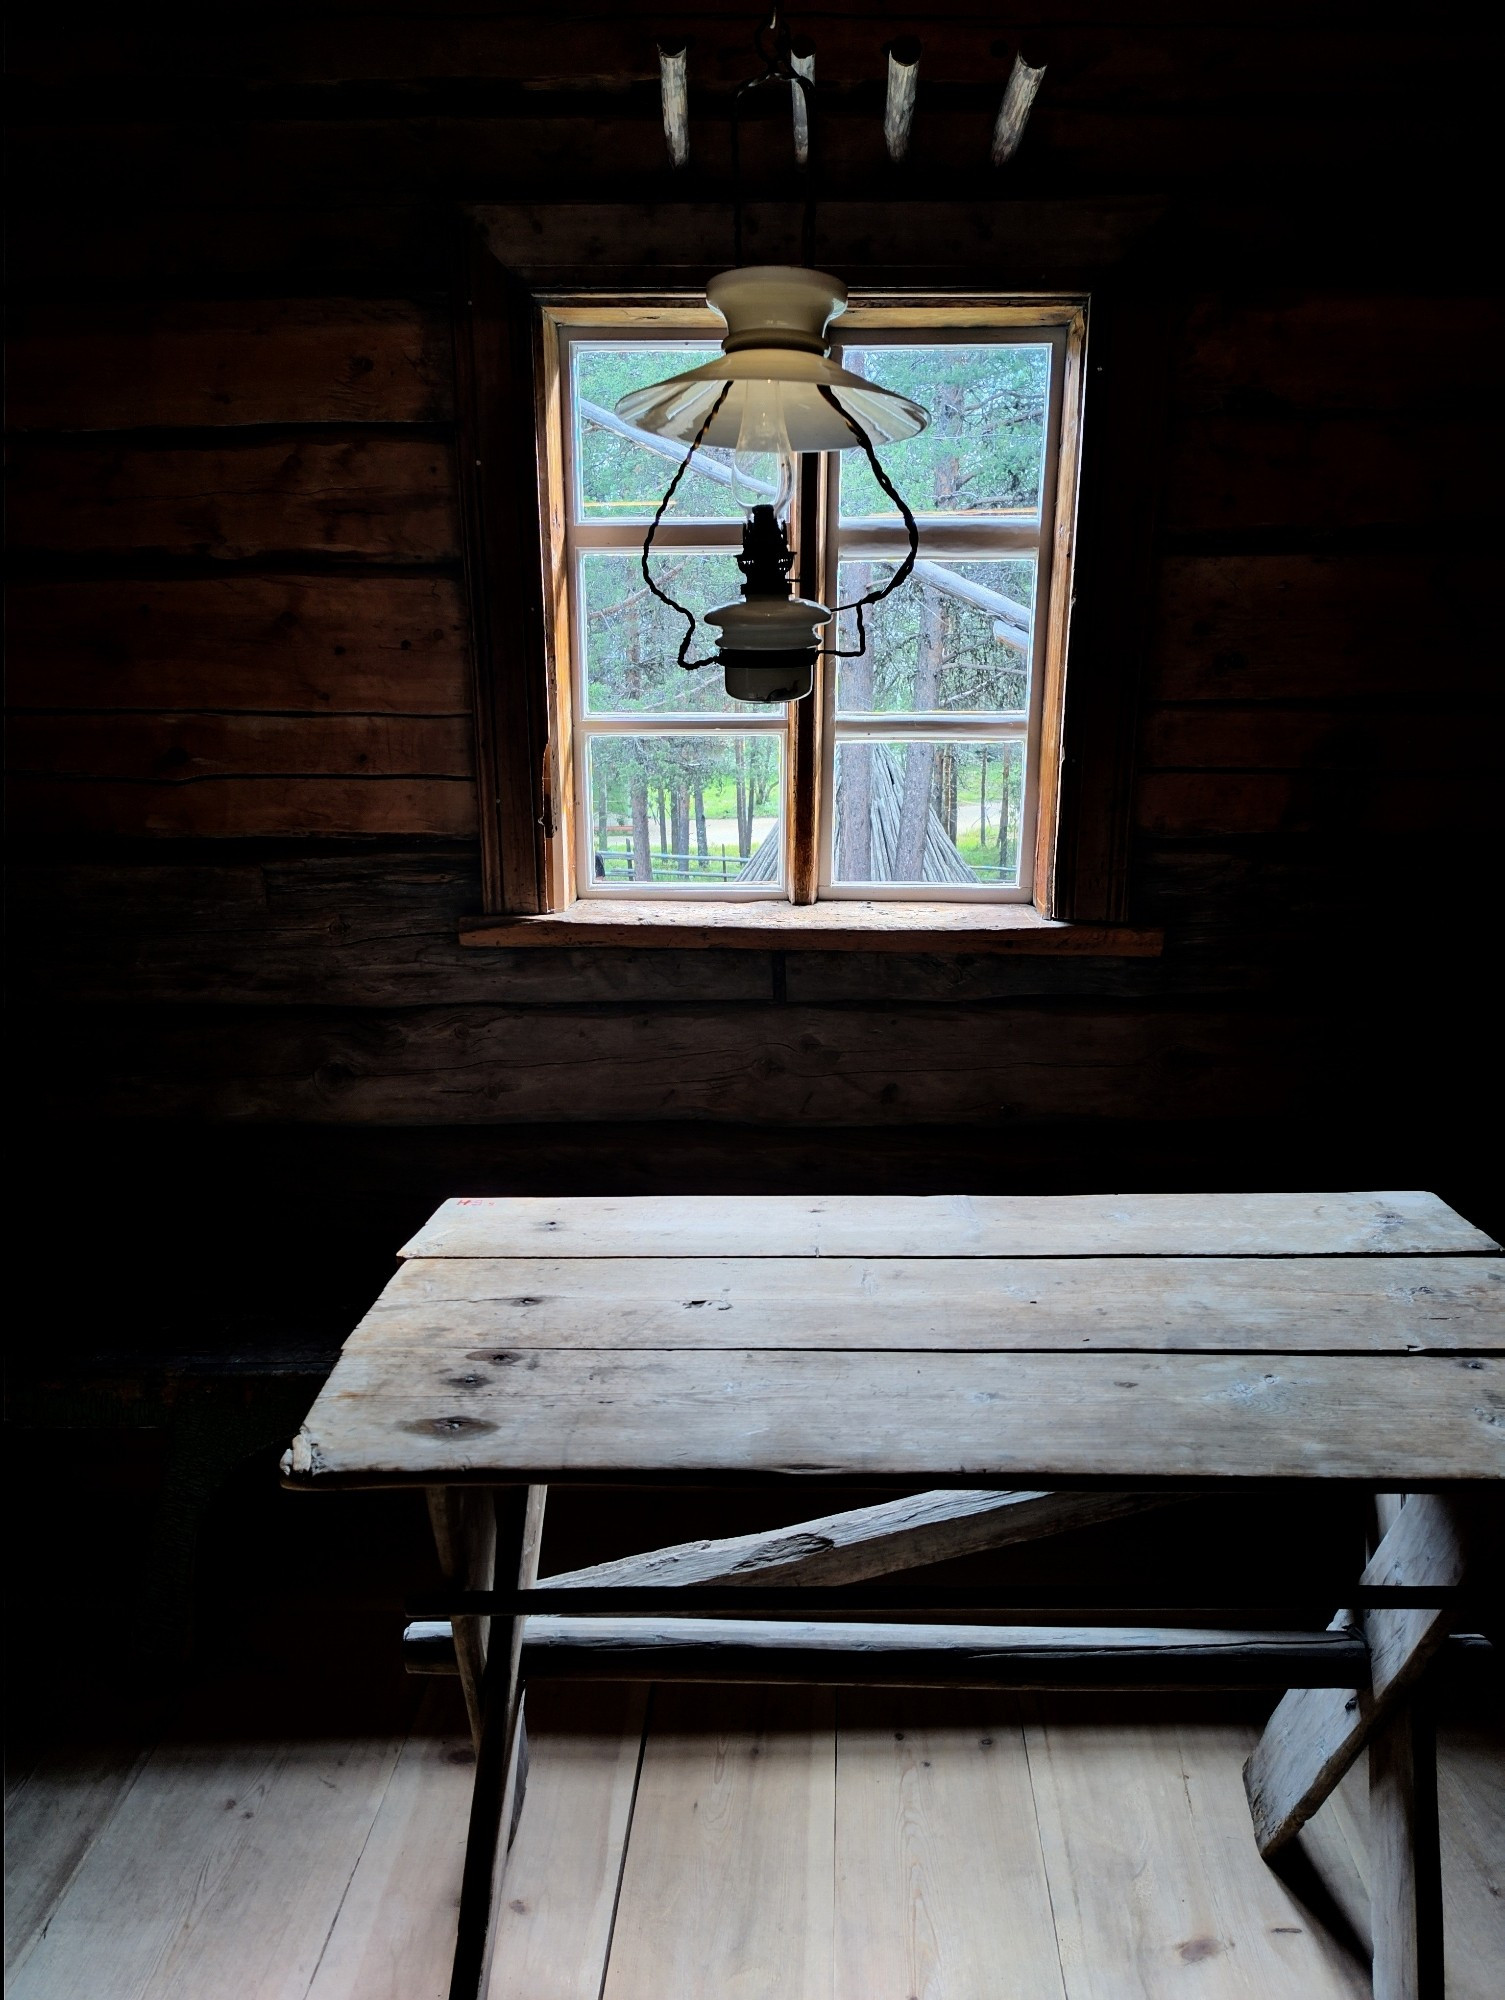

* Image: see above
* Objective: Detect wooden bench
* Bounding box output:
[282,1190,1503,2000]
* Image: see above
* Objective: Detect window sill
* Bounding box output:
[460,901,1163,956]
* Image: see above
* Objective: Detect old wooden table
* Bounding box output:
[283,1190,1504,2000]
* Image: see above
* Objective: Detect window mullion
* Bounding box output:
[832,717,1029,739]
[579,715,786,734]
[786,448,828,905]
[571,521,745,551]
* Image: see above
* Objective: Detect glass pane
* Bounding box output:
[836,344,1051,522]
[832,739,1023,887]
[585,734,784,888]
[581,551,748,715]
[833,559,1033,715]
[573,344,746,523]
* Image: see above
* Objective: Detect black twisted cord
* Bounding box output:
[815,384,922,660]
[639,381,734,672]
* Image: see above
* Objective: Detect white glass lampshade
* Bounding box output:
[704,592,832,652]
[616,265,928,451]
[706,592,831,702]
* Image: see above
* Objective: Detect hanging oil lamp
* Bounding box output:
[618,264,928,702]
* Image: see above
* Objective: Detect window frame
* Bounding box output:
[817,308,1083,905]
[553,309,794,904]
[535,295,1088,916]
[451,216,1164,946]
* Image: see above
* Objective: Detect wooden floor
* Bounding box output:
[7,1680,1501,2000]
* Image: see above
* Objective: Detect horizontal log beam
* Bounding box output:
[29,1000,1300,1128]
[518,1617,1371,1690]
[6,299,454,432]
[7,437,461,565]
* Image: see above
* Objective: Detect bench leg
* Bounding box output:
[448,1484,547,2000]
[1369,1689,1444,2000]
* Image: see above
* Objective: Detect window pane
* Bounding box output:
[582,551,747,715]
[832,739,1023,886]
[573,344,746,523]
[585,733,784,887]
[834,560,1033,715]
[836,344,1051,522]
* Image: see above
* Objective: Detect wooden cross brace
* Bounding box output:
[1244,1491,1483,2000]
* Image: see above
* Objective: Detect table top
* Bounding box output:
[282,1192,1505,1491]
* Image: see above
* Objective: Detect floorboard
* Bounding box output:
[1290,1760,1374,1960]
[488,1683,649,2000]
[1434,1724,1505,2000]
[304,1684,473,2000]
[8,1685,1501,2000]
[7,1718,402,2000]
[834,1689,1067,2000]
[1021,1700,1372,1998]
[599,1685,837,2000]
[5,1739,156,1981]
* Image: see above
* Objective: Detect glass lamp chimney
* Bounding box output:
[730,382,797,520]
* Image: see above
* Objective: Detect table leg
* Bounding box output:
[448,1484,547,2000]
[1369,1686,1444,2000]
[428,1486,497,1750]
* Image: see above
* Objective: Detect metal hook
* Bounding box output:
[729,6,818,267]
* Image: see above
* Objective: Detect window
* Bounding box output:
[821,324,1071,904]
[560,329,791,898]
[446,277,1120,941]
[538,303,1085,919]
[453,224,1167,946]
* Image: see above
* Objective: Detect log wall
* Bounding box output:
[6,3,1501,1362]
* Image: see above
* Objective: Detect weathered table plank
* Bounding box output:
[351,1254,1505,1355]
[283,1350,1505,1487]
[399,1192,1495,1262]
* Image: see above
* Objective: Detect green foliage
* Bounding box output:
[832,740,1023,885]
[838,343,1050,519]
[586,734,782,882]
[575,344,742,521]
[582,551,743,716]
[835,560,1034,715]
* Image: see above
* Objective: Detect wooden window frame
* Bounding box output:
[549,303,791,908]
[816,306,1081,910]
[453,225,1164,954]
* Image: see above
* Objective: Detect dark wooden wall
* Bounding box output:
[6,3,1502,1369]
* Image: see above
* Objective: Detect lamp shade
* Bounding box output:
[616,265,928,450]
[704,592,832,651]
